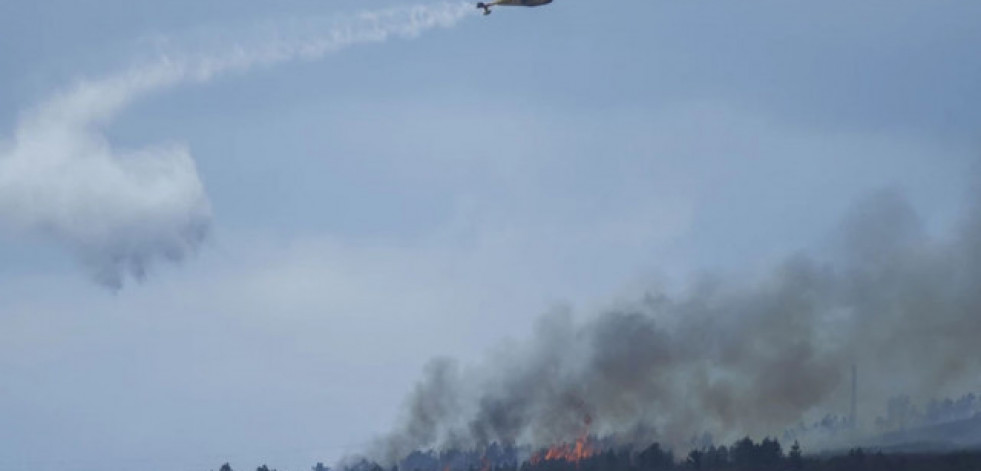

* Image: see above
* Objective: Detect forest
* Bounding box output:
[213,437,981,471]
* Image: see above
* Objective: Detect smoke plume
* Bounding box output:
[377,188,981,459]
[0,2,475,289]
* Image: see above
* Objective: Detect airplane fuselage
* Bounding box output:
[496,0,553,5]
[477,0,551,16]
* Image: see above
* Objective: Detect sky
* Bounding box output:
[0,0,979,470]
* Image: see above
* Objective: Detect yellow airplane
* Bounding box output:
[476,0,553,16]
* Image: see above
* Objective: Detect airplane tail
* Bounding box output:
[476,2,492,15]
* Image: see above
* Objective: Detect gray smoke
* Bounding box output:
[377,188,981,459]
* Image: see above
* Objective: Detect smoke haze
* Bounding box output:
[378,188,981,459]
[0,2,475,289]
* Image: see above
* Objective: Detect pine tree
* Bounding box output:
[788,441,803,470]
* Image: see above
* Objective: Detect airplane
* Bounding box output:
[476,0,553,16]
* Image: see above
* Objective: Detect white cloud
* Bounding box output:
[0,80,211,288]
[0,2,475,288]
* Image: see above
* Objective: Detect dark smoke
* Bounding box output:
[376,188,981,461]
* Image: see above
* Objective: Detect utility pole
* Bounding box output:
[850,363,858,431]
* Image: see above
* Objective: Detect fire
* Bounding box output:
[529,415,596,464]
[531,437,595,464]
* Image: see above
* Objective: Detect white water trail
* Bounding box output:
[0,2,476,289]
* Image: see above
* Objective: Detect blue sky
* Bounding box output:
[0,1,979,470]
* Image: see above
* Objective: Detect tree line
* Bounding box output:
[213,437,981,471]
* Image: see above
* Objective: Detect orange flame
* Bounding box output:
[530,437,595,464]
[529,414,596,464]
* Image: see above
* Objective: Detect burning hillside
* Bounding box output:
[370,190,981,463]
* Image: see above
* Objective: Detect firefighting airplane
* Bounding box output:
[476,0,553,16]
